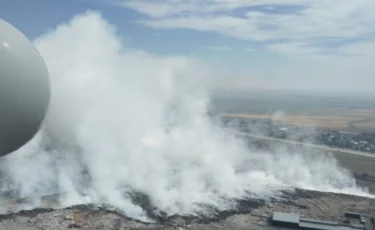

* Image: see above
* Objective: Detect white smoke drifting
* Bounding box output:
[0,11,371,220]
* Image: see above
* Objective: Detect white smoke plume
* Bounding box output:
[0,11,371,220]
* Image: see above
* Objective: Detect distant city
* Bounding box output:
[218,116,375,154]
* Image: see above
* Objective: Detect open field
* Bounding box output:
[242,133,375,176]
[221,112,375,132]
[212,91,375,132]
[329,149,375,175]
[354,121,375,128]
[221,113,367,130]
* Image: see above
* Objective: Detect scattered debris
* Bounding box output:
[73,212,85,226]
[0,189,373,229]
[68,223,81,228]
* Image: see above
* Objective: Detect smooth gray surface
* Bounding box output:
[300,218,338,226]
[298,222,338,230]
[272,212,300,224]
[0,18,50,156]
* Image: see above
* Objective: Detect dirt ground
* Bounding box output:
[221,111,375,132]
[1,136,375,229]
[353,121,375,129]
[222,113,360,129]
[0,150,375,230]
[0,189,374,230]
[330,150,375,175]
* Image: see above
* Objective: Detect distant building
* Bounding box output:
[271,212,299,228]
[270,212,365,230]
[344,212,361,219]
[300,218,338,226]
[343,212,366,225]
[299,222,344,230]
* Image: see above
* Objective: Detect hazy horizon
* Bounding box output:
[211,88,375,101]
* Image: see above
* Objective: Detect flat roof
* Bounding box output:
[336,227,354,230]
[351,223,364,229]
[272,212,299,224]
[300,218,338,226]
[299,222,337,230]
[344,212,362,216]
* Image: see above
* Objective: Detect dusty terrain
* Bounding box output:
[222,113,361,129]
[331,150,375,176]
[0,188,374,230]
[1,149,375,229]
[1,137,375,229]
[221,109,375,132]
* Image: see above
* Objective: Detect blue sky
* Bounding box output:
[1,0,247,54]
[1,0,375,95]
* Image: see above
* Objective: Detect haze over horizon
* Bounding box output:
[0,7,372,221]
[1,0,375,96]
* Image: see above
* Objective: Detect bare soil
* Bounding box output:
[222,111,375,132]
[0,188,374,230]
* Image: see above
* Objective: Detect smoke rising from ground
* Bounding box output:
[0,11,371,220]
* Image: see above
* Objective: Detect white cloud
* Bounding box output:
[204,45,232,51]
[339,42,375,57]
[266,42,324,54]
[118,0,375,55]
[121,0,310,18]
[98,0,375,94]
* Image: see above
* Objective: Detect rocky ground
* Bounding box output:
[0,187,374,230]
[1,144,375,229]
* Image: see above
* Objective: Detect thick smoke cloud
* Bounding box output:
[0,11,370,220]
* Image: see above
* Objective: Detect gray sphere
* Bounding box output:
[0,18,50,156]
